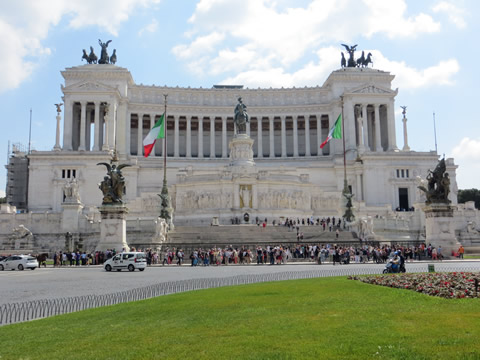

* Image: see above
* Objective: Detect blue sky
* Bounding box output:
[0,0,479,197]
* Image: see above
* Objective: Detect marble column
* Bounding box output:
[126,112,131,156]
[357,106,365,154]
[281,116,287,157]
[198,117,204,158]
[186,116,192,158]
[174,115,180,157]
[210,117,215,158]
[257,117,263,158]
[102,105,110,151]
[107,102,116,151]
[402,116,410,151]
[78,101,87,151]
[269,116,275,158]
[362,105,369,150]
[387,102,397,150]
[63,100,73,151]
[374,104,382,152]
[246,119,251,137]
[137,113,144,156]
[345,99,356,152]
[317,114,322,156]
[93,102,100,151]
[54,112,61,151]
[293,116,298,157]
[222,116,227,158]
[86,106,92,151]
[305,115,311,156]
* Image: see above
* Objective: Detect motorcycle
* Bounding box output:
[383,259,406,274]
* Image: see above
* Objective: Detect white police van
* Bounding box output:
[104,252,147,272]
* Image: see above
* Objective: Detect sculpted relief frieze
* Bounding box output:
[257,190,311,210]
[311,195,341,211]
[178,190,232,211]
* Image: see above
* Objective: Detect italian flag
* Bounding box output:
[143,113,165,157]
[320,114,342,149]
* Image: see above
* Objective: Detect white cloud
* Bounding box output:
[0,190,5,198]
[452,138,480,161]
[173,0,443,80]
[138,19,159,36]
[172,32,225,60]
[213,47,459,90]
[0,0,160,94]
[363,0,440,38]
[372,51,460,89]
[219,46,338,88]
[452,137,480,189]
[432,1,467,29]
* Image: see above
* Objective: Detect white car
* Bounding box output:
[104,252,147,272]
[0,255,39,271]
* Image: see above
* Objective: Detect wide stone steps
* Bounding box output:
[166,225,357,249]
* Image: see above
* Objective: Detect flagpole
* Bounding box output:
[163,94,168,181]
[340,96,347,193]
[159,94,173,228]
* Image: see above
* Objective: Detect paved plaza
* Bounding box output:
[1,261,480,306]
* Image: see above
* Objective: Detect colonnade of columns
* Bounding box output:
[61,100,112,152]
[59,101,398,156]
[128,113,333,158]
[353,102,396,153]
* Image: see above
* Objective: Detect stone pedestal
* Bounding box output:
[61,202,84,232]
[229,134,255,167]
[424,204,459,258]
[96,205,130,253]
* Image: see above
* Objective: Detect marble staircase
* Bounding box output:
[165,225,357,250]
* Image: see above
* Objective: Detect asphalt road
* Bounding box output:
[1,261,479,305]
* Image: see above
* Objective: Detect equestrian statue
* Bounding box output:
[234,97,249,135]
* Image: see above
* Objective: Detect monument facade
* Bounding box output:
[1,45,476,254]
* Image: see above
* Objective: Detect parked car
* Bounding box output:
[104,252,146,272]
[0,255,39,271]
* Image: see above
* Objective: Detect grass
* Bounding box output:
[464,255,480,259]
[1,277,479,360]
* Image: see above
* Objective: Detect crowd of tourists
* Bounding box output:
[160,242,464,267]
[33,242,466,267]
[46,248,161,267]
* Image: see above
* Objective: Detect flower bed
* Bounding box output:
[348,272,480,299]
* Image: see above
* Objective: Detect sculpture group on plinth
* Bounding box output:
[340,44,372,68]
[96,152,131,253]
[417,158,451,204]
[420,158,458,258]
[97,157,130,205]
[82,39,117,65]
[229,97,255,167]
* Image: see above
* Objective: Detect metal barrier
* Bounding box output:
[0,266,477,326]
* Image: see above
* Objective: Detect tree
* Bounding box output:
[457,189,480,209]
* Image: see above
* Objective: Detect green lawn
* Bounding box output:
[1,277,479,360]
